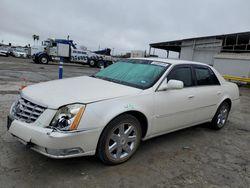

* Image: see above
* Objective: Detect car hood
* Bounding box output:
[15,52,25,55]
[21,76,142,109]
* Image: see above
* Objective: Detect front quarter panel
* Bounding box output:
[77,92,155,137]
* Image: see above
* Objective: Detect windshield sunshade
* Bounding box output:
[94,59,170,89]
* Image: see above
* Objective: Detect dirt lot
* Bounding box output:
[0,56,249,188]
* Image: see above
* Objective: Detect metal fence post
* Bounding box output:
[59,57,64,79]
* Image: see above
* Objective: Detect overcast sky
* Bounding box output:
[1,0,250,55]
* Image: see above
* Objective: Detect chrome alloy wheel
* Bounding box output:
[106,123,138,160]
[216,105,229,128]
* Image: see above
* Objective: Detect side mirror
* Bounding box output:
[158,79,184,91]
[167,79,184,89]
[158,79,168,91]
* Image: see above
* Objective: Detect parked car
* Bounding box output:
[0,48,10,56]
[7,58,240,164]
[12,48,27,58]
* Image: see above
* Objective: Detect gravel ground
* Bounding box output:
[0,56,249,188]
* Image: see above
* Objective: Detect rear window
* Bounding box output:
[194,67,220,86]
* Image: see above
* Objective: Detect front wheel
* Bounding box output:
[211,102,230,129]
[97,114,142,165]
[38,54,49,64]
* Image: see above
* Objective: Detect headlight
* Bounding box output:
[10,95,21,115]
[50,104,85,131]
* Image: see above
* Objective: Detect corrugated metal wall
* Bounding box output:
[180,38,222,65]
[173,36,250,78]
[214,56,250,77]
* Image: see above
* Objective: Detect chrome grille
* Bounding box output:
[12,97,46,123]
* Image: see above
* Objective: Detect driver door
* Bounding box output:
[152,65,196,135]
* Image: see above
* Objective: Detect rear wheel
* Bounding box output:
[33,57,38,63]
[89,60,96,67]
[96,61,104,68]
[105,61,113,67]
[97,114,142,165]
[211,101,230,129]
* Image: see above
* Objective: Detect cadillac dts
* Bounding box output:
[7,58,240,164]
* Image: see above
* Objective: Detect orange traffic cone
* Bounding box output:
[20,78,27,90]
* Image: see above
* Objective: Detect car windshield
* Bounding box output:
[94,59,170,89]
[15,49,24,52]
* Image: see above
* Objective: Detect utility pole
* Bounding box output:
[32,34,36,45]
[37,35,39,45]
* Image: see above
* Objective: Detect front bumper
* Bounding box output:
[8,118,102,159]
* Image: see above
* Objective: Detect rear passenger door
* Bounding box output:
[191,65,222,123]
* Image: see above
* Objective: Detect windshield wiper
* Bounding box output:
[100,76,120,83]
[91,75,144,89]
[91,75,115,83]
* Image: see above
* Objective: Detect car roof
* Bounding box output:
[131,57,209,66]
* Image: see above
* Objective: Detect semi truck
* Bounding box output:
[32,39,113,68]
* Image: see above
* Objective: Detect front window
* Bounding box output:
[167,66,194,87]
[94,59,170,89]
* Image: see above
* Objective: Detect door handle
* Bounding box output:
[188,95,194,99]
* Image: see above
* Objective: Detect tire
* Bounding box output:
[38,54,49,64]
[211,101,230,129]
[97,114,142,165]
[32,56,38,63]
[89,60,96,67]
[96,61,104,68]
[105,61,113,67]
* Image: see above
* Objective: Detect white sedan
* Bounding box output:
[0,49,9,56]
[7,58,240,164]
[12,49,27,58]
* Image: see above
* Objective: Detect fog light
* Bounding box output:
[45,147,84,156]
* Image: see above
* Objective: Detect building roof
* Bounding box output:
[150,31,250,52]
[133,57,207,66]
